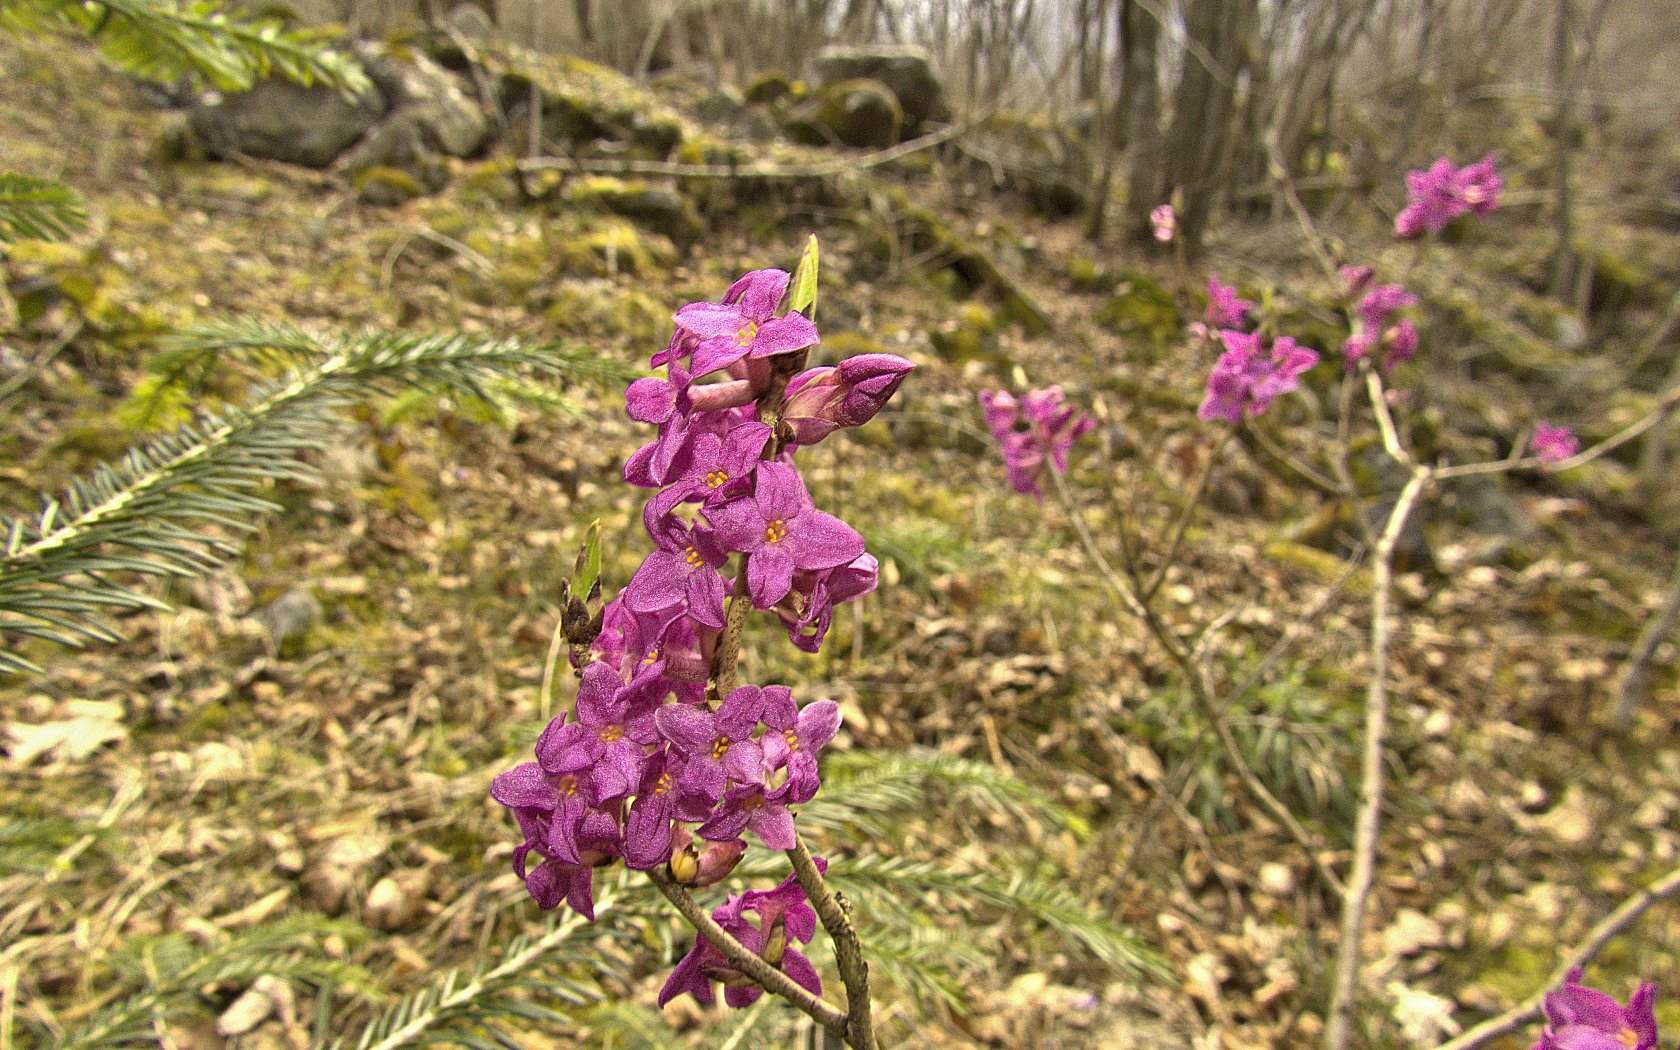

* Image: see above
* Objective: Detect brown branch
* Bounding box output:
[1434,865,1680,1050]
[1323,463,1430,1050]
[519,117,977,182]
[647,866,849,1038]
[785,834,878,1050]
[1141,427,1234,604]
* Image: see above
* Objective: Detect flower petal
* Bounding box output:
[491,762,558,809]
[747,313,820,357]
[787,509,865,571]
[748,545,796,608]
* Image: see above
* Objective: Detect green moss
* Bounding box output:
[544,283,666,344]
[550,219,676,279]
[495,49,685,158]
[743,71,797,105]
[353,165,425,206]
[560,176,703,252]
[1262,541,1371,595]
[1095,270,1181,359]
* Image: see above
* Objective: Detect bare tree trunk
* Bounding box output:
[1549,0,1577,300]
[1162,0,1251,255]
[1083,0,1115,240]
[1122,0,1160,239]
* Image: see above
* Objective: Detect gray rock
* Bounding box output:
[359,47,489,158]
[188,78,386,168]
[343,115,448,205]
[813,45,947,131]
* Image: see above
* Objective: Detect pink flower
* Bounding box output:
[705,461,866,609]
[1197,331,1320,423]
[1150,203,1176,242]
[674,268,820,376]
[978,386,1094,500]
[1531,422,1579,464]
[1395,154,1502,239]
[1205,275,1254,330]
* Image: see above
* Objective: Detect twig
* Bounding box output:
[1613,544,1680,730]
[1050,468,1345,895]
[1323,465,1430,1050]
[0,317,83,404]
[1433,865,1680,1050]
[519,117,977,181]
[647,867,849,1039]
[1432,384,1680,480]
[1142,428,1233,604]
[785,835,878,1050]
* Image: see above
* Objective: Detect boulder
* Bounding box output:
[785,78,902,149]
[813,45,947,130]
[188,77,387,168]
[343,117,447,205]
[360,47,489,158]
[495,50,684,158]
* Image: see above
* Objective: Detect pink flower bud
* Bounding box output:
[781,353,914,446]
[1151,203,1176,242]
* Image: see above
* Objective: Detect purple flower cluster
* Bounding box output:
[1342,280,1420,373]
[491,266,914,926]
[1395,153,1503,239]
[977,386,1094,500]
[660,864,827,1008]
[1197,330,1320,424]
[1530,969,1661,1050]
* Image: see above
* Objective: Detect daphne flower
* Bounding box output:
[1198,331,1320,423]
[1395,154,1502,238]
[1530,968,1660,1050]
[1205,276,1253,329]
[978,386,1093,500]
[761,693,841,804]
[537,662,659,803]
[657,863,826,1010]
[781,353,915,446]
[624,517,729,628]
[1150,203,1176,242]
[654,684,769,806]
[705,461,865,609]
[1531,422,1579,464]
[674,268,820,376]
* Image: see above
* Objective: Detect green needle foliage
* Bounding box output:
[0,173,89,243]
[336,885,635,1050]
[57,915,374,1048]
[0,321,630,674]
[0,0,369,94]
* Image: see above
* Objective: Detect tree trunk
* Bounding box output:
[1122,0,1160,240]
[1548,0,1577,300]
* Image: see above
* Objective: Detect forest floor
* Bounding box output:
[2,31,1678,1050]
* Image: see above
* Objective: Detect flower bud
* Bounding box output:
[692,838,746,886]
[781,354,914,446]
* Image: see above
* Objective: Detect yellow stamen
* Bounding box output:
[710,735,730,761]
[1618,1029,1640,1048]
[764,518,787,543]
[735,322,758,347]
[684,546,705,567]
[653,772,673,796]
[598,725,624,743]
[704,469,729,488]
[783,728,800,752]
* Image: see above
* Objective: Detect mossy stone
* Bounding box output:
[786,78,902,149]
[354,165,426,206]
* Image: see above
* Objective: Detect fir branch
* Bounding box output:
[58,916,372,1048]
[819,853,1169,982]
[0,0,368,94]
[0,325,627,674]
[337,886,626,1050]
[805,748,1090,841]
[0,173,88,243]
